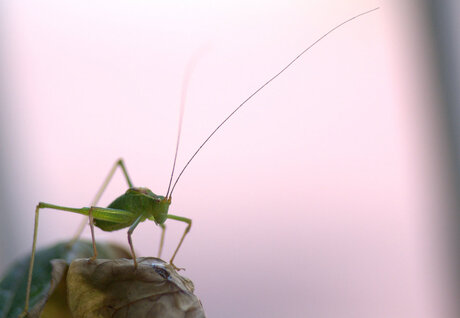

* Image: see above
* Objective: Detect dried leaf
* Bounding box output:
[67,258,206,318]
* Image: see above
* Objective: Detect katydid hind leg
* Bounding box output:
[167,214,192,270]
[91,158,134,205]
[21,204,41,317]
[22,202,134,316]
[70,158,134,243]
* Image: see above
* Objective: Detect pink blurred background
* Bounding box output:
[0,1,456,317]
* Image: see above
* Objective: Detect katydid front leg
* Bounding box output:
[167,214,192,271]
[158,223,166,258]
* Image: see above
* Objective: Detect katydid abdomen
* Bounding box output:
[96,187,170,231]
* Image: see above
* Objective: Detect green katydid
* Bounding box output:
[21,7,379,317]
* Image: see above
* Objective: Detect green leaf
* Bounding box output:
[0,240,130,318]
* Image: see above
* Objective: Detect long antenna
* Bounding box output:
[165,55,201,198]
[169,7,379,197]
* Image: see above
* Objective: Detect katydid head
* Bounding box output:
[126,187,171,224]
[152,196,171,224]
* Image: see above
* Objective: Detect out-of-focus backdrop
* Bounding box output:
[1,1,458,317]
